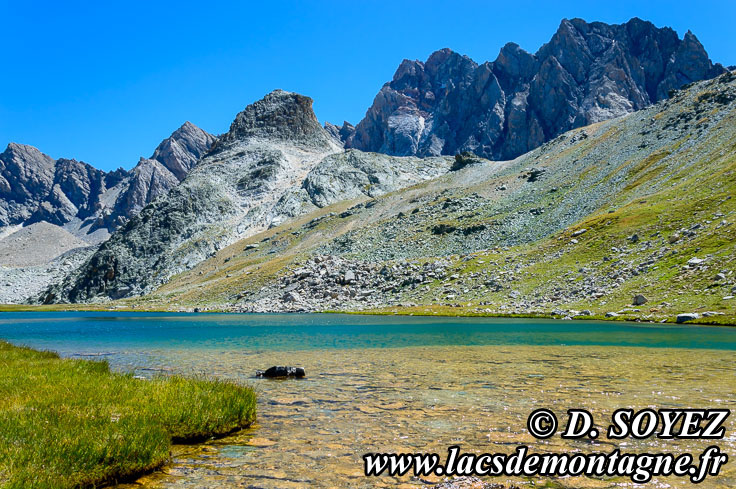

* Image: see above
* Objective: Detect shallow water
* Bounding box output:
[1,313,734,488]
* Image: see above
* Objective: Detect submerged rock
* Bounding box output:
[256,366,306,378]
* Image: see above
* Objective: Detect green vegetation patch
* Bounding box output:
[0,341,256,488]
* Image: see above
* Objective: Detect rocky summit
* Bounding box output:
[347,18,725,160]
[45,90,452,302]
[0,143,108,232]
[123,71,736,326]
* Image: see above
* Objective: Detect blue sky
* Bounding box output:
[2,0,734,171]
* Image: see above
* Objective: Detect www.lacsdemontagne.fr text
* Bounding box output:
[363,445,728,484]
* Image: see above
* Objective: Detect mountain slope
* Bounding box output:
[0,122,214,304]
[108,122,216,227]
[0,222,87,268]
[348,17,725,161]
[140,71,736,324]
[42,91,459,302]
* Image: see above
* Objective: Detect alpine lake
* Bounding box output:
[1,312,734,488]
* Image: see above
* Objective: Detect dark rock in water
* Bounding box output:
[256,366,306,378]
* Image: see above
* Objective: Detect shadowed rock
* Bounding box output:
[348,18,725,160]
[256,366,306,378]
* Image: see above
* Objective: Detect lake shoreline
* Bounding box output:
[1,303,734,327]
[2,313,734,488]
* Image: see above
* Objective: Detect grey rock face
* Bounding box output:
[114,158,180,216]
[0,143,116,233]
[323,121,356,145]
[150,121,216,181]
[338,122,356,143]
[0,143,57,225]
[301,149,452,207]
[103,122,215,229]
[348,18,725,160]
[30,158,107,226]
[45,90,463,302]
[0,122,214,240]
[323,122,341,142]
[217,89,335,149]
[45,90,343,302]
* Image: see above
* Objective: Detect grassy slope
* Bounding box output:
[18,73,735,325]
[0,341,256,488]
[131,74,736,324]
[393,107,736,324]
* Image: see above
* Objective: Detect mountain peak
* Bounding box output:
[150,121,215,181]
[170,121,200,139]
[0,143,56,206]
[3,142,53,163]
[219,89,333,149]
[350,17,726,160]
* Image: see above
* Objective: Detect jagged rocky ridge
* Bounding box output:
[0,122,214,243]
[347,17,725,160]
[42,71,736,317]
[44,90,454,302]
[0,122,213,304]
[148,71,736,324]
[15,17,734,316]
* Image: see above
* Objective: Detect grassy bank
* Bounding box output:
[0,341,256,489]
[2,303,734,326]
[341,305,736,326]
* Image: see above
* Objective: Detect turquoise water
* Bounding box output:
[1,312,735,353]
[2,312,735,488]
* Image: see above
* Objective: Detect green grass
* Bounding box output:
[0,341,256,488]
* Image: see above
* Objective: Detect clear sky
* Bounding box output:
[2,0,734,171]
